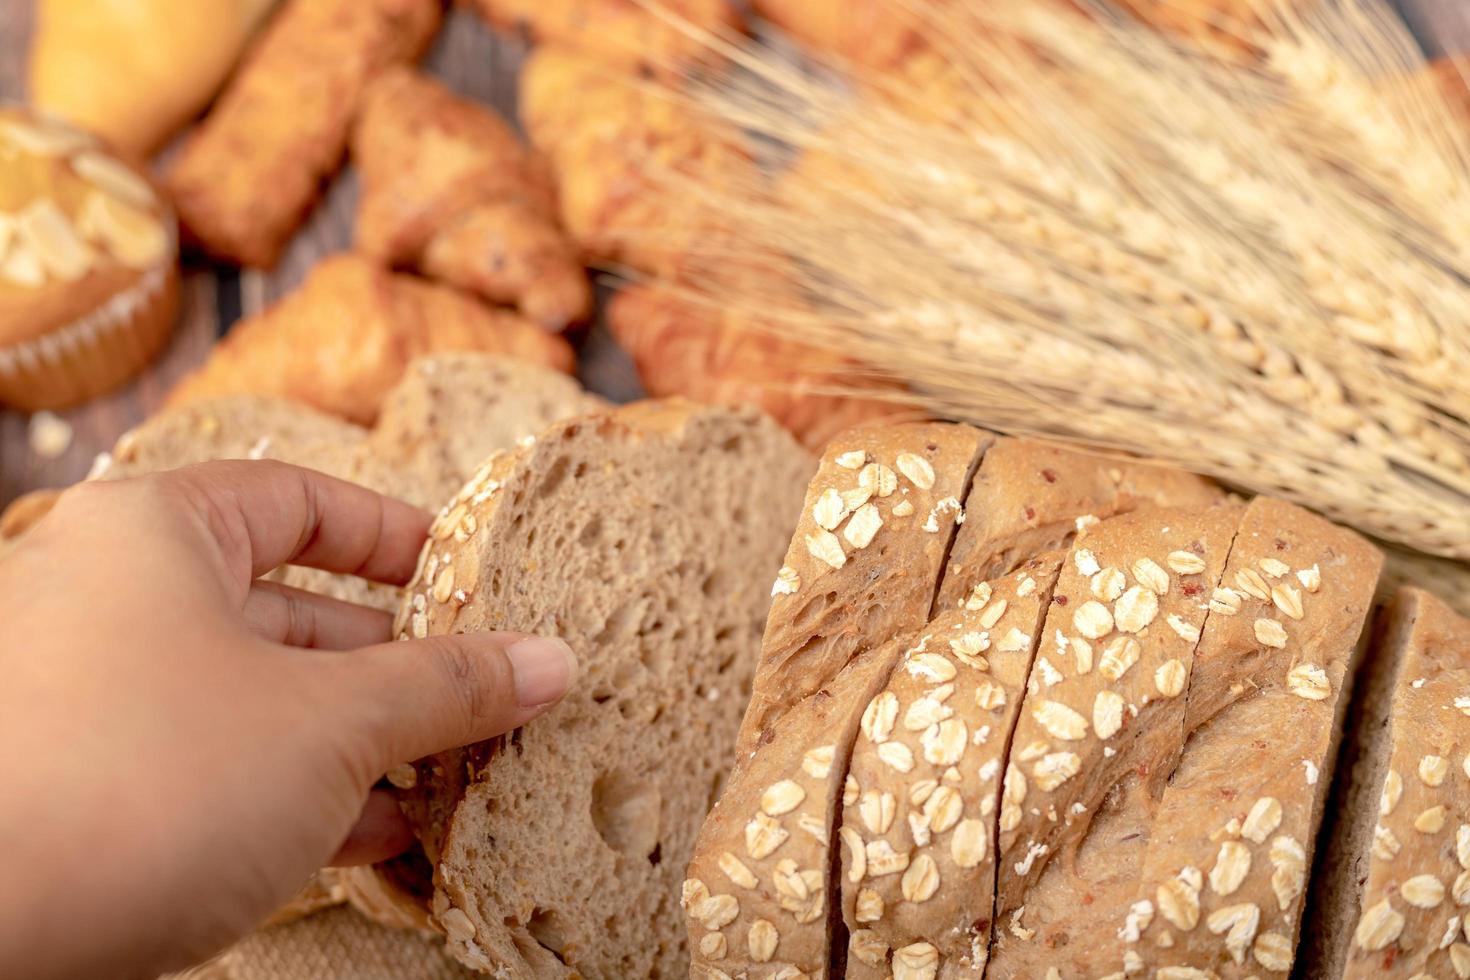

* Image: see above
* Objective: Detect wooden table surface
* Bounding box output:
[0,0,1465,507]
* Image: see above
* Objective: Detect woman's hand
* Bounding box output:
[0,460,576,980]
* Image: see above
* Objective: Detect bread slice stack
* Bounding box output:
[685,425,1391,979]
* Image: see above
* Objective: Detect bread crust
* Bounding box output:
[165,255,574,426]
[936,438,1224,610]
[164,0,441,267]
[352,67,589,330]
[684,639,902,979]
[1333,588,1470,978]
[738,423,992,759]
[1129,497,1381,975]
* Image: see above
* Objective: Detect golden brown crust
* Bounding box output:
[609,283,913,452]
[164,0,442,267]
[937,439,1223,609]
[739,423,991,757]
[839,556,1063,979]
[165,254,573,425]
[27,0,277,157]
[469,0,742,74]
[519,47,754,276]
[0,109,181,408]
[353,67,589,330]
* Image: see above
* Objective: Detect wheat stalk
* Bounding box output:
[642,0,1470,560]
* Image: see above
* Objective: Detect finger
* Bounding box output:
[322,631,578,773]
[327,790,416,867]
[242,580,393,651]
[165,459,431,585]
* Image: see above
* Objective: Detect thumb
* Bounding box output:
[333,631,578,775]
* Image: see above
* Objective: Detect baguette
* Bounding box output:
[352,68,589,330]
[392,401,811,977]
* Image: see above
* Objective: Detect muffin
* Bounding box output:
[0,107,179,410]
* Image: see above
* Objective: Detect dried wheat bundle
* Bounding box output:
[643,0,1470,560]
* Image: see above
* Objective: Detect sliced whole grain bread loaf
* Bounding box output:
[684,635,903,980]
[46,356,611,950]
[81,355,602,616]
[391,401,812,978]
[1126,498,1380,975]
[1299,586,1470,979]
[686,427,1226,980]
[366,353,606,510]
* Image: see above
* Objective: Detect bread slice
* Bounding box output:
[392,401,811,978]
[738,423,992,757]
[935,438,1223,609]
[83,355,601,615]
[684,631,904,979]
[839,554,1064,979]
[365,352,607,509]
[1126,497,1380,974]
[1299,587,1470,978]
[994,503,1244,917]
[988,497,1380,977]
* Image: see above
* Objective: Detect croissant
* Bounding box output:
[167,254,573,425]
[353,68,590,331]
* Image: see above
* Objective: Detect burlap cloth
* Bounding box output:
[167,908,475,980]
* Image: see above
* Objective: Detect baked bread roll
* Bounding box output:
[608,284,911,452]
[27,0,277,157]
[165,254,574,426]
[519,47,753,277]
[391,401,812,977]
[467,0,741,74]
[353,68,589,331]
[165,0,442,267]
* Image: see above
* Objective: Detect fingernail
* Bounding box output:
[506,636,578,707]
